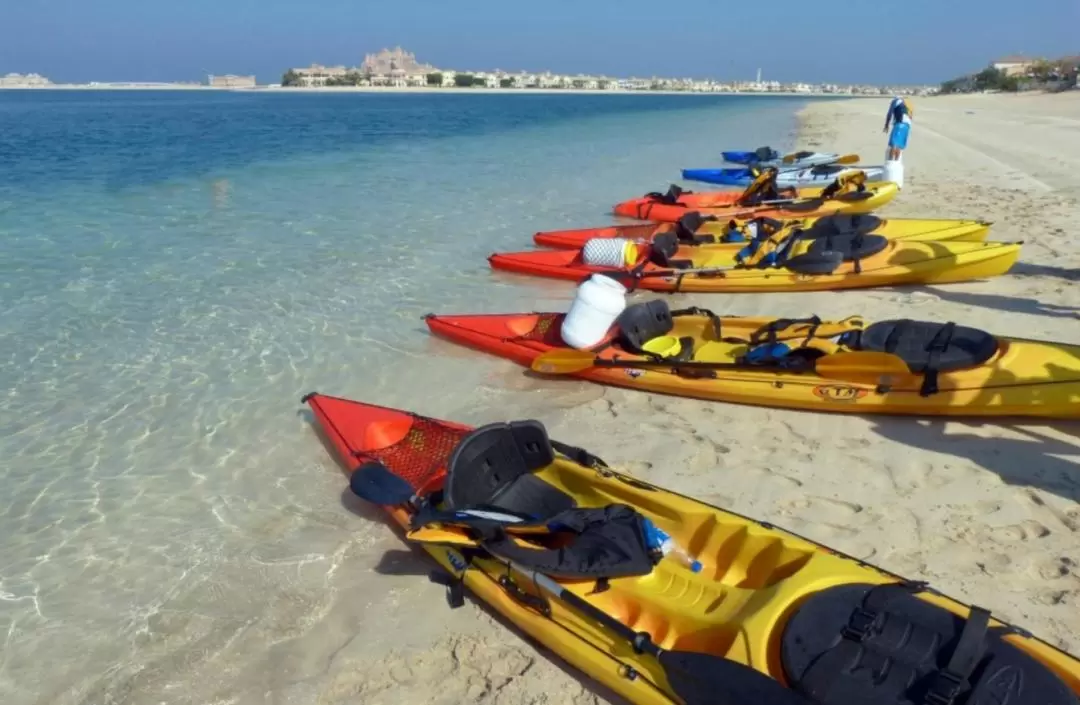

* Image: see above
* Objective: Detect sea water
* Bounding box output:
[0,90,807,704]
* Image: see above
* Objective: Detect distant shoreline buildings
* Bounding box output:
[282,47,936,96]
[1,47,946,95]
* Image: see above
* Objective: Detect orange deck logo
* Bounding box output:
[813,385,869,402]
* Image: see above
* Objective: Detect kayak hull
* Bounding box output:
[613,182,900,222]
[489,241,1022,292]
[425,311,1080,418]
[682,165,887,187]
[534,216,993,250]
[303,392,1080,705]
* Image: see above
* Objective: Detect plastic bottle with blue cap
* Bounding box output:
[643,518,702,572]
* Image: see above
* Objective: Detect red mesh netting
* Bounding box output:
[358,416,469,492]
[508,313,565,345]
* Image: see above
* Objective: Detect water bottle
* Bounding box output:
[643,518,702,572]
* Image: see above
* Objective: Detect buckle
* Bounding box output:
[924,669,966,705]
[841,607,879,642]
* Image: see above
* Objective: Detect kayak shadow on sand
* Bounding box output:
[868,359,1080,505]
[870,417,1080,505]
[918,286,1080,320]
[1008,261,1080,282]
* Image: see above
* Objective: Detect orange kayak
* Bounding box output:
[612,181,899,222]
[533,213,994,250]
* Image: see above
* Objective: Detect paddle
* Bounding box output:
[348,462,811,705]
[530,348,913,382]
[780,151,858,166]
[349,461,418,506]
[776,153,860,170]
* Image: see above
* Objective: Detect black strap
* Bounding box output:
[670,306,723,340]
[430,568,468,609]
[922,606,991,705]
[551,440,608,469]
[800,581,928,699]
[920,322,956,397]
[750,316,823,347]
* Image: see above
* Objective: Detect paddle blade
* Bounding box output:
[349,461,415,506]
[407,525,479,547]
[834,153,861,165]
[656,650,813,705]
[814,351,914,383]
[530,349,598,375]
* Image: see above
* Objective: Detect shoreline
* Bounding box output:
[0,83,873,98]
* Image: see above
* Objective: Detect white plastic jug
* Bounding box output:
[560,274,627,350]
[582,238,637,267]
[884,159,904,190]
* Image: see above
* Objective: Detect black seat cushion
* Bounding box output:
[802,213,883,239]
[807,232,889,261]
[781,583,1079,705]
[857,320,998,373]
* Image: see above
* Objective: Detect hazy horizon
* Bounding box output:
[2,0,1077,86]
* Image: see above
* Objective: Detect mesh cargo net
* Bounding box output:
[356,415,469,492]
[506,313,565,345]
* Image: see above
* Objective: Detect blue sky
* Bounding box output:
[2,0,1076,85]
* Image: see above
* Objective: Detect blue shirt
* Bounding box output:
[885,97,913,130]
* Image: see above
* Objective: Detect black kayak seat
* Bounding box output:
[780,232,888,276]
[673,211,718,243]
[781,582,1080,705]
[648,231,693,269]
[439,422,655,580]
[443,420,574,518]
[785,251,845,276]
[616,299,675,353]
[645,184,687,205]
[801,213,883,239]
[806,232,889,261]
[857,320,998,374]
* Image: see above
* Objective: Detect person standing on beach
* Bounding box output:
[883,96,914,160]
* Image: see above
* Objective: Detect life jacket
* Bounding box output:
[737,166,797,206]
[821,170,868,199]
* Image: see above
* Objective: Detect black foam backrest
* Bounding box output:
[616,299,674,353]
[444,421,554,510]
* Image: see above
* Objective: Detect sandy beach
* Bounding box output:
[241,93,1080,705]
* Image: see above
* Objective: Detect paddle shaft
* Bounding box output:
[504,559,810,705]
[508,559,661,656]
[588,356,807,374]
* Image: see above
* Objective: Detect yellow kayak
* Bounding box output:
[304,392,1080,705]
[491,230,1022,293]
[426,300,1080,418]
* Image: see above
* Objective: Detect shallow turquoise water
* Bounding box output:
[0,91,807,703]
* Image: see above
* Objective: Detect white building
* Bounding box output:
[0,72,52,87]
